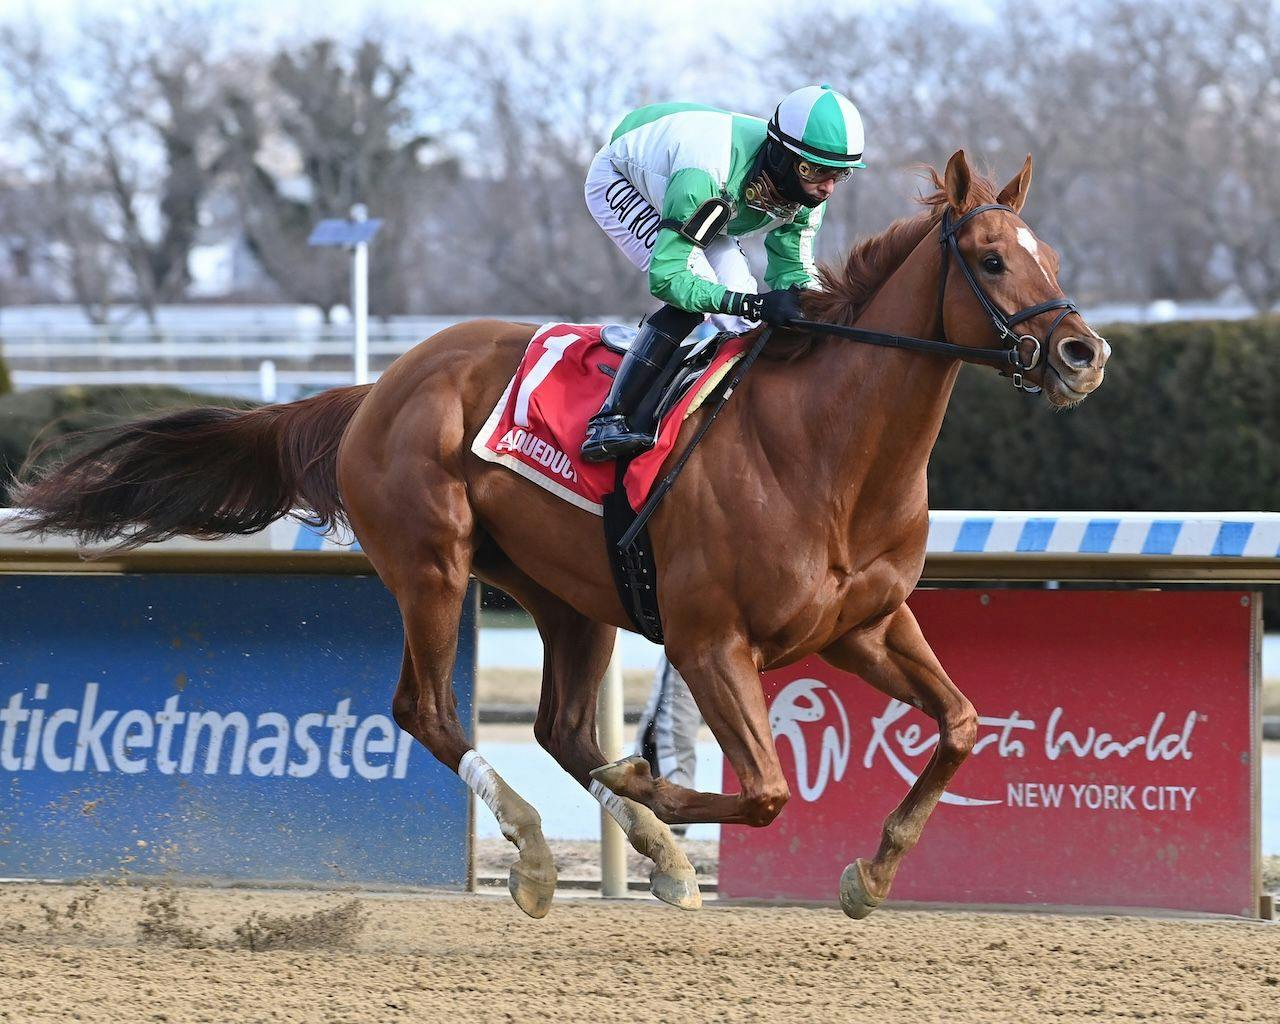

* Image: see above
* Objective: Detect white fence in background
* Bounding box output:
[0,317,583,401]
[0,296,1272,401]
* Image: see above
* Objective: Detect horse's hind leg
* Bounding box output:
[392,632,556,919]
[820,604,978,920]
[352,474,556,918]
[475,551,700,909]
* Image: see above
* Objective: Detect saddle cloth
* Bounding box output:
[471,322,748,515]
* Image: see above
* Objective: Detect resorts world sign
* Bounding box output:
[0,575,475,887]
[721,590,1258,916]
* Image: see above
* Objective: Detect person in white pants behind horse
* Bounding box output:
[634,653,702,833]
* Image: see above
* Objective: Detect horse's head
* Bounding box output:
[938,150,1109,408]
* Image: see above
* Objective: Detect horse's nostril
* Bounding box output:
[1060,338,1094,368]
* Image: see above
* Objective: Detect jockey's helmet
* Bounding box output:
[747,85,866,217]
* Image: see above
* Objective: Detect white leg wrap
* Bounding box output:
[462,750,557,917]
[590,778,637,833]
[459,749,504,819]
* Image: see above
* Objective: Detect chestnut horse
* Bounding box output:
[14,151,1108,920]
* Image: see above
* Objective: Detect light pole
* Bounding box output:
[598,643,628,898]
[350,204,371,385]
[308,206,384,386]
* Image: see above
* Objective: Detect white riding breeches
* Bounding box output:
[584,152,756,334]
[635,654,702,790]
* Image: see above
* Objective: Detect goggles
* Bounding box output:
[795,159,852,184]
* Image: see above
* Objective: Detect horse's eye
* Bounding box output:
[982,254,1004,273]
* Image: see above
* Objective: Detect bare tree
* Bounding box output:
[2,0,1277,321]
[219,37,452,318]
[0,172,114,312]
[444,21,672,319]
[0,10,232,323]
[752,0,1277,309]
[1089,0,1229,302]
[1197,0,1280,311]
[0,28,121,321]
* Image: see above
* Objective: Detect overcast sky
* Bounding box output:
[0,0,996,43]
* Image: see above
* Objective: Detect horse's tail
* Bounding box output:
[10,385,372,550]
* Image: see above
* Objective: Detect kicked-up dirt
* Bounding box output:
[0,878,1276,1023]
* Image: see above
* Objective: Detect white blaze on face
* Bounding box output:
[1016,227,1054,284]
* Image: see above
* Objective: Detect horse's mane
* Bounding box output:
[766,165,1002,360]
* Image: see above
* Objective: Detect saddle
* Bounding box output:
[473,318,767,643]
[599,325,724,436]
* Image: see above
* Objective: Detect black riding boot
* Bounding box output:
[580,306,701,463]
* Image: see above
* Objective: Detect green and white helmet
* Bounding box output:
[768,84,866,169]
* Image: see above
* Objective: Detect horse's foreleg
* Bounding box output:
[591,638,791,828]
[475,553,700,910]
[821,604,978,920]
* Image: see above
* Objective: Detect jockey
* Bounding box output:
[580,84,866,462]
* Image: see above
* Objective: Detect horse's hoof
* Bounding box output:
[509,858,557,919]
[650,867,702,911]
[839,859,884,921]
[589,754,650,794]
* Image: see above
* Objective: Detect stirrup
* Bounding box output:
[581,307,697,463]
[581,414,656,462]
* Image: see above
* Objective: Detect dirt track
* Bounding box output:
[1,881,1276,1024]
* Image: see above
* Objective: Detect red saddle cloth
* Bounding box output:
[472,322,748,514]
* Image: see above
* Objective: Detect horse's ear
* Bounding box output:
[944,150,971,211]
[998,154,1033,213]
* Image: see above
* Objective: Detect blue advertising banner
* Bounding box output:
[0,574,474,887]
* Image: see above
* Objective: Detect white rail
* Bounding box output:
[0,317,594,400]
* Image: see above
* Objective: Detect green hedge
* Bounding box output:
[0,346,11,397]
[930,318,1280,512]
[0,385,256,506]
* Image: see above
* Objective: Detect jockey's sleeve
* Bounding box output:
[763,202,825,290]
[648,167,731,314]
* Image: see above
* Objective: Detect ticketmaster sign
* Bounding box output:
[0,574,475,887]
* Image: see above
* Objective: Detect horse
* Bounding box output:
[13,150,1109,920]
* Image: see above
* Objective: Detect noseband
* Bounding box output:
[791,202,1082,395]
[937,203,1079,393]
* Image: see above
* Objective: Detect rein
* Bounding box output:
[792,203,1080,393]
[604,204,1084,640]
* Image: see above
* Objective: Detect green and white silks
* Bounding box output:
[584,102,829,321]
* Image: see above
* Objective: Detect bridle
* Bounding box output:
[791,202,1083,395]
[937,203,1078,393]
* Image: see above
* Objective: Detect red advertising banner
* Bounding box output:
[719,591,1258,915]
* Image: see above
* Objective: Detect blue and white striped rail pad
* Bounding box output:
[1,510,1277,560]
[279,512,1280,559]
[926,511,1280,558]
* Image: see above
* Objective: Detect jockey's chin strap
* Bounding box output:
[791,203,1081,394]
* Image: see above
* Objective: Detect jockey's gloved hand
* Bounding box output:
[724,286,804,326]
